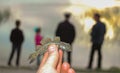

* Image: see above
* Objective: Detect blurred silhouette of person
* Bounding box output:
[56,12,76,65]
[88,13,106,69]
[8,20,24,67]
[34,27,43,67]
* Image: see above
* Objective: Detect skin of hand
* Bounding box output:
[37,44,75,73]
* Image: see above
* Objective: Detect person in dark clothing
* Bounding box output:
[88,13,106,69]
[8,20,24,67]
[56,13,76,65]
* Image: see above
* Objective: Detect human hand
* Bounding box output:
[37,44,75,73]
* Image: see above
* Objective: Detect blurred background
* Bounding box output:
[0,0,120,73]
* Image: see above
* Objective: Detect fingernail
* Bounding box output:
[48,44,57,53]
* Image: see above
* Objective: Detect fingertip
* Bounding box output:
[59,49,63,52]
[62,62,70,70]
[61,62,70,73]
[59,49,63,56]
[44,51,49,56]
[48,44,58,53]
[57,49,63,72]
[39,52,49,68]
[68,68,75,73]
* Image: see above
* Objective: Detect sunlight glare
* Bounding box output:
[70,0,116,9]
[84,18,95,33]
[63,6,85,16]
[101,18,114,40]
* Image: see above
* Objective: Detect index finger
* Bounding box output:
[39,52,49,69]
[57,49,63,73]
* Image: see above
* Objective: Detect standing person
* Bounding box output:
[56,12,76,65]
[88,13,106,69]
[8,20,24,67]
[35,27,43,66]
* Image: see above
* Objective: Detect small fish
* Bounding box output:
[28,37,72,63]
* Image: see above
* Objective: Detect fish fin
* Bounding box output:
[29,58,35,64]
[41,38,52,45]
[35,45,42,51]
[60,42,72,52]
[28,52,38,63]
[53,37,60,42]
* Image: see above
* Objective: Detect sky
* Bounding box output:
[0,0,120,69]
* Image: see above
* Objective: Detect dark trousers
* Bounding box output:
[88,43,102,69]
[67,52,71,65]
[8,44,22,66]
[62,43,72,65]
[62,51,72,65]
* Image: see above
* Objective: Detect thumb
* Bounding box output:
[44,44,59,68]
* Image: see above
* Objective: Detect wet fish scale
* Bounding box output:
[28,37,72,63]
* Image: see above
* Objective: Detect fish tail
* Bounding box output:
[28,53,38,63]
